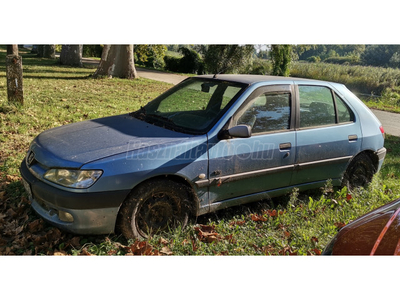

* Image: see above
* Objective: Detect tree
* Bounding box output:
[361,45,400,67]
[36,45,56,59]
[93,45,137,79]
[270,45,292,77]
[60,45,83,67]
[134,45,167,69]
[204,45,254,74]
[6,45,24,104]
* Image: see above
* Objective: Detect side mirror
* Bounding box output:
[220,124,252,139]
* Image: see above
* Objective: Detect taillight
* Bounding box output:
[379,125,385,139]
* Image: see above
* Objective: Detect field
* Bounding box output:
[1,47,400,255]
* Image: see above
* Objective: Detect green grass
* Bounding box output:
[1,46,400,255]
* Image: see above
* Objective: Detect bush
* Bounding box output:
[164,55,181,72]
[324,56,359,65]
[307,56,321,63]
[82,45,103,58]
[178,47,204,74]
[242,59,271,75]
[164,47,205,74]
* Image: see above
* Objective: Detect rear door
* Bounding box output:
[291,83,362,186]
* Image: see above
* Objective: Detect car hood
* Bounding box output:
[323,198,400,255]
[30,114,193,168]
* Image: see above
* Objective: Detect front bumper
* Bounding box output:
[20,159,131,235]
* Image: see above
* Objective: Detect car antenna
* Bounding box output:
[214,64,230,78]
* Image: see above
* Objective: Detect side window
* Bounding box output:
[335,93,355,123]
[237,92,291,134]
[299,86,336,128]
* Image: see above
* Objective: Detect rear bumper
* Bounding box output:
[20,159,131,235]
[375,147,387,172]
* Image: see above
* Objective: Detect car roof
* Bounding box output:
[196,74,335,86]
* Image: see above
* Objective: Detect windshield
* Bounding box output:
[132,78,247,134]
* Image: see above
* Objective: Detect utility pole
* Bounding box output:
[6,45,24,104]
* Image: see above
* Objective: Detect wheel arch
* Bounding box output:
[115,174,200,230]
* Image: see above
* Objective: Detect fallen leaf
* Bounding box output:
[160,246,173,255]
[6,175,19,182]
[80,248,93,256]
[196,224,216,233]
[159,237,169,245]
[334,222,346,229]
[28,219,43,233]
[251,214,268,222]
[312,248,322,255]
[68,236,81,249]
[229,220,246,226]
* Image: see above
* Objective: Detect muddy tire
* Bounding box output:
[117,179,191,239]
[342,153,376,190]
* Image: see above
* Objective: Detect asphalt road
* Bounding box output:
[82,58,400,137]
[370,109,400,137]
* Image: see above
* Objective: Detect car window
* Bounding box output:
[299,85,336,128]
[335,92,355,123]
[237,92,291,133]
[139,78,246,134]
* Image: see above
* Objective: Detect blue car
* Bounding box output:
[20,75,386,239]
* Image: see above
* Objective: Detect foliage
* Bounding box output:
[177,47,204,74]
[82,45,103,58]
[307,56,321,63]
[361,45,400,68]
[324,56,360,65]
[203,45,254,74]
[243,58,271,75]
[270,45,292,76]
[295,45,366,63]
[134,45,167,69]
[164,55,181,72]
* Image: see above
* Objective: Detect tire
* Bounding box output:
[117,179,191,239]
[342,153,376,190]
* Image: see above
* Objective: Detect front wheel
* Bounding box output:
[117,179,191,239]
[342,153,376,190]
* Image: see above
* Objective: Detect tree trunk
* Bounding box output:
[37,45,44,57]
[7,45,18,55]
[60,45,83,67]
[43,45,56,59]
[31,45,38,54]
[36,45,56,59]
[93,45,137,79]
[6,54,24,104]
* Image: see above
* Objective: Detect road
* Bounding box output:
[82,58,400,137]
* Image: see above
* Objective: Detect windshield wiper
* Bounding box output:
[145,113,177,126]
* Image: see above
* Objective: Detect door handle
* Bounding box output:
[279,142,291,150]
[348,135,358,142]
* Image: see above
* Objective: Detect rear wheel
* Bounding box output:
[118,179,191,239]
[342,153,376,190]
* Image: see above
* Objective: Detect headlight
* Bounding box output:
[44,169,103,188]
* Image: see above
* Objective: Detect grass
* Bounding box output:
[1,46,400,255]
